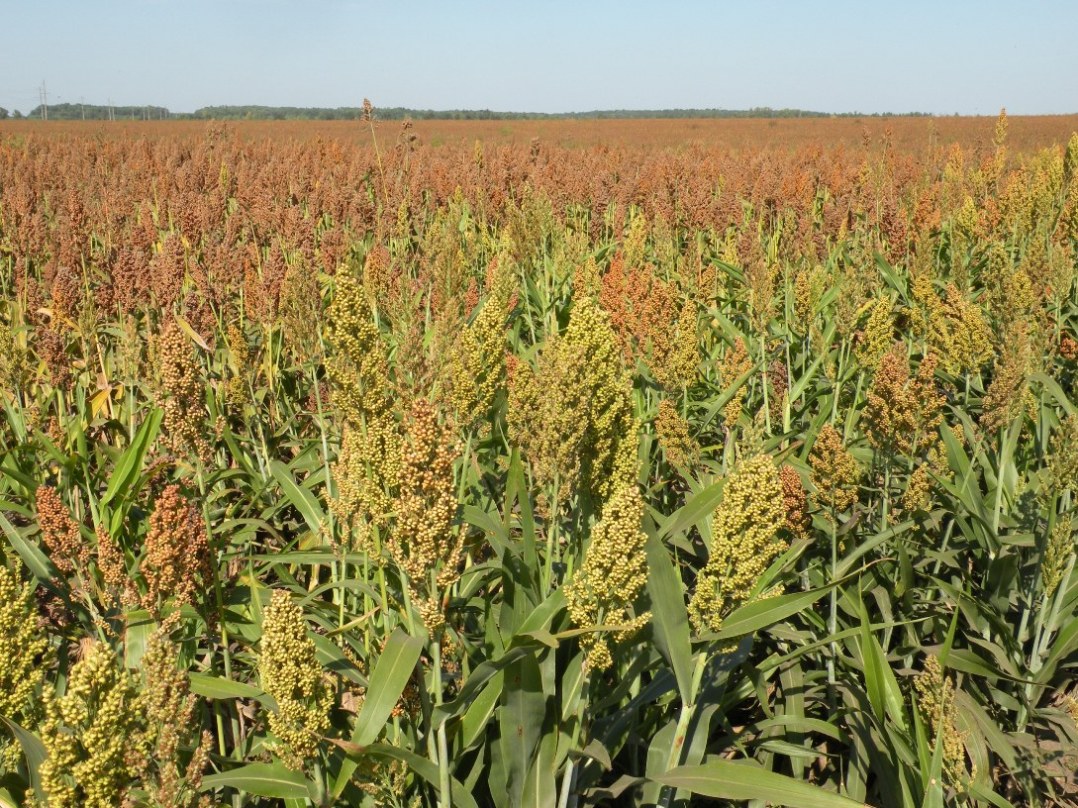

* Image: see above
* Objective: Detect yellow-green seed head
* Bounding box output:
[40,642,139,808]
[564,482,651,670]
[688,455,786,634]
[259,590,334,766]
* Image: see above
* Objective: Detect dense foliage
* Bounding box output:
[1,110,1077,806]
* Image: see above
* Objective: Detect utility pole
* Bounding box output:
[80,97,85,120]
[39,81,48,120]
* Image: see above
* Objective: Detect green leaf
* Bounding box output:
[575,738,613,770]
[656,479,724,541]
[700,359,760,428]
[859,606,907,731]
[200,761,311,799]
[965,782,1016,808]
[516,589,566,636]
[434,640,546,724]
[174,314,212,351]
[461,670,503,750]
[269,459,327,540]
[352,628,422,746]
[0,717,46,802]
[874,252,909,298]
[559,652,586,722]
[521,729,558,808]
[0,511,58,584]
[500,652,545,806]
[101,408,162,506]
[1032,371,1077,415]
[922,710,947,808]
[712,584,834,641]
[654,759,868,807]
[361,744,480,808]
[332,628,423,798]
[645,533,694,702]
[312,633,367,685]
[754,715,843,740]
[464,504,507,545]
[790,320,838,402]
[506,450,538,571]
[123,609,156,669]
[189,672,276,709]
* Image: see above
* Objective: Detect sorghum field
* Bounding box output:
[1,109,1077,807]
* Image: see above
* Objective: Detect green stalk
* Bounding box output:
[543,474,561,593]
[828,512,838,688]
[431,633,452,808]
[657,653,709,808]
[991,426,1006,542]
[558,664,594,808]
[309,364,344,629]
[197,463,240,757]
[782,339,792,439]
[832,338,848,424]
[760,332,771,434]
[366,113,391,216]
[881,464,891,530]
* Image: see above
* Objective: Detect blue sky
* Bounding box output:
[1,0,1076,116]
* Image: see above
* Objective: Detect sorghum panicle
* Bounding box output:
[326,272,393,426]
[40,641,140,808]
[689,454,786,634]
[863,347,944,457]
[448,258,514,430]
[328,271,402,530]
[1041,520,1074,601]
[94,525,128,606]
[809,424,861,516]
[914,654,974,787]
[259,590,334,766]
[654,300,699,391]
[654,398,696,471]
[779,465,809,540]
[132,628,207,807]
[0,566,48,768]
[508,290,636,505]
[854,296,895,372]
[939,284,993,376]
[981,322,1036,432]
[564,482,651,670]
[719,337,753,429]
[36,485,87,574]
[141,485,211,612]
[1047,414,1078,499]
[157,320,209,462]
[392,399,463,631]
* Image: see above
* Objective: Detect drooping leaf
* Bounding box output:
[0,717,46,802]
[200,761,312,800]
[654,759,869,807]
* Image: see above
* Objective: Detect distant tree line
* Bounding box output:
[6,103,934,122]
[25,103,171,120]
[183,105,933,120]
